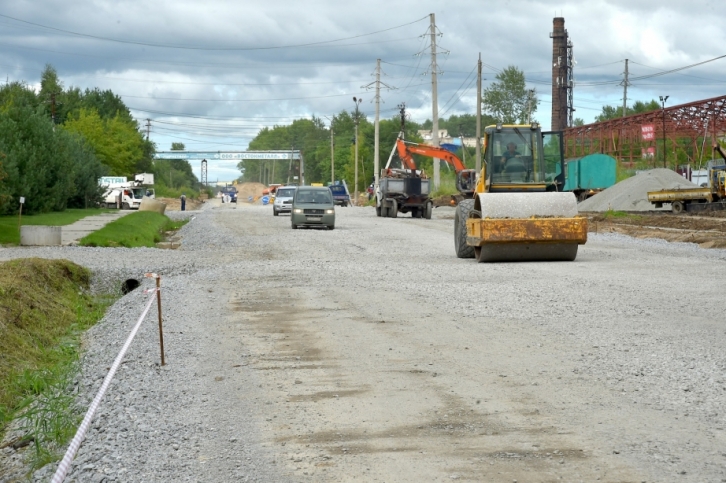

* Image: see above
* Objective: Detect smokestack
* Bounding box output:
[550,17,568,131]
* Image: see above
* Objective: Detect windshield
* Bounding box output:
[277,188,295,198]
[131,188,145,199]
[296,190,332,204]
[487,127,547,184]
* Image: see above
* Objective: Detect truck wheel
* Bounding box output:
[424,201,433,220]
[454,199,475,259]
[390,199,398,218]
[376,205,381,217]
[122,202,130,210]
[672,201,685,214]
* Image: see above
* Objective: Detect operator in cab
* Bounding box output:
[495,142,520,173]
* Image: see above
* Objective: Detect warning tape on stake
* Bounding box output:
[51,289,159,483]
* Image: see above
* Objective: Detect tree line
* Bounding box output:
[0,65,157,215]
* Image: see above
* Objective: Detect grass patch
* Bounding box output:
[0,208,114,246]
[430,175,460,198]
[79,211,188,248]
[0,258,116,468]
[601,210,630,218]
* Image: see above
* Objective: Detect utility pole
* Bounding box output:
[622,60,629,117]
[476,54,482,172]
[330,125,335,184]
[429,13,441,190]
[146,119,151,140]
[353,97,362,205]
[363,59,393,196]
[527,89,536,123]
[659,95,669,168]
[373,60,381,196]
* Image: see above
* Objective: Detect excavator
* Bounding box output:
[454,123,588,262]
[393,137,477,199]
[377,134,476,218]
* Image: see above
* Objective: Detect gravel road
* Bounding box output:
[1,199,726,482]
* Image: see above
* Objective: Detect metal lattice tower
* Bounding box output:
[201,159,208,187]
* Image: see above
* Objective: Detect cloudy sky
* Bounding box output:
[2,0,725,181]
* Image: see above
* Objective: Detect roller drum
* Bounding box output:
[472,192,582,263]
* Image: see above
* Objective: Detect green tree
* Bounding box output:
[171,142,185,150]
[63,108,144,177]
[0,100,74,214]
[422,113,498,136]
[595,99,661,122]
[482,66,537,124]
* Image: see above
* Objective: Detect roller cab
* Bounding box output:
[454,125,588,262]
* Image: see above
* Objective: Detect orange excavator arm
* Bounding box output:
[395,139,467,172]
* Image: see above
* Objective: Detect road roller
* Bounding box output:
[454,124,588,262]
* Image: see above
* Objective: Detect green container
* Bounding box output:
[559,153,617,192]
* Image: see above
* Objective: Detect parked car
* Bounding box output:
[273,186,297,216]
[290,186,335,230]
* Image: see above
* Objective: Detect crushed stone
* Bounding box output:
[578,168,696,212]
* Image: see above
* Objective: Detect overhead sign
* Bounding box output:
[641,124,656,141]
[154,151,300,160]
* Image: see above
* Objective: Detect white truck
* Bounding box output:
[99,175,155,210]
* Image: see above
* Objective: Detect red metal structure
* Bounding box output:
[564,95,726,166]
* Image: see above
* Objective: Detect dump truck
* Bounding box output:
[376,133,435,218]
[645,143,726,213]
[454,124,588,262]
[647,161,726,213]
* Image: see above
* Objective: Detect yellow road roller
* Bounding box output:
[454,124,588,262]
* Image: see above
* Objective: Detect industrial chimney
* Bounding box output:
[550,17,569,131]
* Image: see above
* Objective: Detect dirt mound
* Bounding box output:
[236,182,267,201]
[579,168,696,212]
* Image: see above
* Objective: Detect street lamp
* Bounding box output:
[659,95,669,168]
[353,96,362,205]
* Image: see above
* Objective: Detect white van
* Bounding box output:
[272,186,297,216]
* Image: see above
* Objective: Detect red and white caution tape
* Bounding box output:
[51,289,158,483]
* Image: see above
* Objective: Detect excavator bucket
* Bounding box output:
[463,192,587,262]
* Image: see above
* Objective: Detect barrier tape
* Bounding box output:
[51,289,159,483]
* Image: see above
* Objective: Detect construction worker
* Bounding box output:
[180,193,186,211]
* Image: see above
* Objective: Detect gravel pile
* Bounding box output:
[578,168,696,212]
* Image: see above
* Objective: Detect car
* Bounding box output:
[272,186,297,216]
[290,186,335,230]
[221,186,237,203]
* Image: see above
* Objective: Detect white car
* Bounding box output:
[273,186,297,216]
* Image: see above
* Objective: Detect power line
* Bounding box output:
[0,13,428,51]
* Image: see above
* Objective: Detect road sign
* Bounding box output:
[154,151,300,160]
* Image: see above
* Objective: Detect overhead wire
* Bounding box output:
[0,13,429,51]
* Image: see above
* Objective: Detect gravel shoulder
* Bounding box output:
[2,199,726,482]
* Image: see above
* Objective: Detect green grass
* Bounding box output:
[600,209,638,219]
[0,208,114,245]
[430,175,460,198]
[79,211,188,248]
[0,258,116,469]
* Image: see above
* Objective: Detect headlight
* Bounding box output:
[293,208,303,214]
[325,209,334,214]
